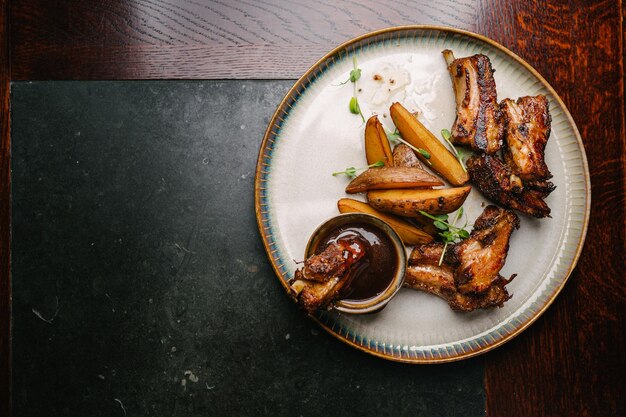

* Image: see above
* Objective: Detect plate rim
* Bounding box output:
[254,25,591,363]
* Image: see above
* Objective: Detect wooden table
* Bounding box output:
[1,1,623,415]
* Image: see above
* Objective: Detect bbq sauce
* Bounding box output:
[313,222,397,303]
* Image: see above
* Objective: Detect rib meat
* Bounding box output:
[448,205,519,294]
[467,153,551,218]
[442,50,504,154]
[404,206,518,311]
[405,265,513,312]
[501,96,553,182]
[289,237,366,313]
[525,179,556,198]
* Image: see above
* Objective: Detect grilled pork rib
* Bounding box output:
[467,154,552,218]
[289,237,366,313]
[405,265,513,311]
[448,206,519,294]
[501,96,554,183]
[443,50,504,154]
[525,179,556,198]
[404,206,518,311]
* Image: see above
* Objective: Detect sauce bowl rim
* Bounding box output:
[303,213,407,314]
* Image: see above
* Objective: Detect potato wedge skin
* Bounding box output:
[337,198,433,245]
[390,102,469,185]
[365,116,393,166]
[375,119,394,165]
[345,167,444,194]
[367,186,471,216]
[392,143,425,169]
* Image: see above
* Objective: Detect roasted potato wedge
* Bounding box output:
[338,198,433,245]
[409,215,439,236]
[345,167,443,194]
[367,186,471,216]
[365,115,393,166]
[392,143,425,169]
[390,102,469,185]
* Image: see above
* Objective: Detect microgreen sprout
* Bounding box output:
[417,148,431,159]
[386,128,432,161]
[386,128,401,143]
[335,62,362,85]
[349,65,362,83]
[441,129,468,172]
[336,56,365,122]
[349,97,361,116]
[332,160,384,178]
[419,207,471,265]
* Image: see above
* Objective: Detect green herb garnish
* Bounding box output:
[349,67,362,83]
[349,96,361,116]
[335,65,362,85]
[385,128,431,162]
[419,208,471,265]
[332,160,384,178]
[417,148,431,159]
[386,128,401,143]
[441,129,467,172]
[337,56,365,122]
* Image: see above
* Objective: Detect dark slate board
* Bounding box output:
[11,81,484,417]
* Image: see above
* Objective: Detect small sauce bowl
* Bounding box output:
[304,213,407,314]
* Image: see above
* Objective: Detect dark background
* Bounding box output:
[1,1,624,416]
[10,81,483,416]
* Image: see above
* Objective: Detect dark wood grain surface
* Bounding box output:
[3,1,625,416]
[479,1,625,415]
[0,0,10,415]
[11,0,477,79]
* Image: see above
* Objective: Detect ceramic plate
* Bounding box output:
[255,26,590,363]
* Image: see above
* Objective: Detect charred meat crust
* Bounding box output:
[445,275,514,311]
[301,242,349,282]
[409,242,446,265]
[450,207,519,293]
[405,266,514,312]
[446,53,504,154]
[525,179,556,197]
[443,51,555,218]
[469,204,520,233]
[289,238,367,313]
[405,206,518,311]
[467,154,552,218]
[501,95,553,181]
